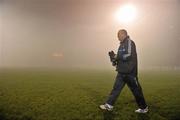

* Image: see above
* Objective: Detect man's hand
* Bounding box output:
[108,51,117,66]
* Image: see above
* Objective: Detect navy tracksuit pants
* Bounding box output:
[106,72,147,109]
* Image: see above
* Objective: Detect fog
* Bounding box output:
[0,0,180,70]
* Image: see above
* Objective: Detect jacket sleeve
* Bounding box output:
[122,39,132,61]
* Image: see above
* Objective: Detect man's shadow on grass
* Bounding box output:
[137,113,150,120]
[78,85,116,120]
[103,111,115,120]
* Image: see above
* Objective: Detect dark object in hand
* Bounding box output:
[108,51,117,66]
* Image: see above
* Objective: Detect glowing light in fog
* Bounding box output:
[115,4,137,24]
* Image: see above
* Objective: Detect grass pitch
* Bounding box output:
[0,69,180,120]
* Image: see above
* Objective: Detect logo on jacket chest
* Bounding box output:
[119,46,126,52]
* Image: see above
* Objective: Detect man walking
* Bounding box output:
[99,29,148,113]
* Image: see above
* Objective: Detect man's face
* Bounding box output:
[117,31,127,42]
